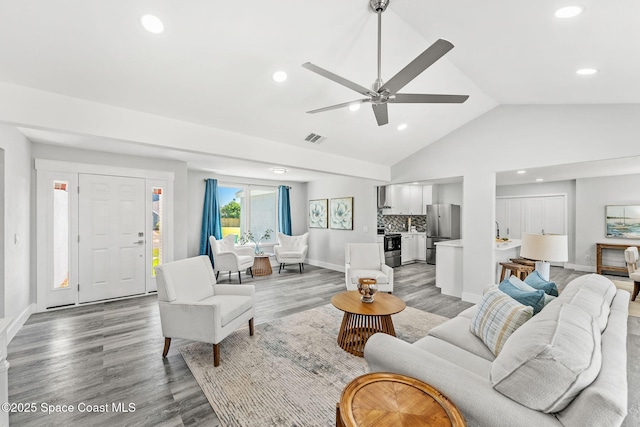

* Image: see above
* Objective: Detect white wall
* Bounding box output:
[575,174,640,272]
[497,180,576,264]
[186,170,307,258]
[0,125,32,337]
[433,183,463,205]
[307,176,378,271]
[392,104,640,302]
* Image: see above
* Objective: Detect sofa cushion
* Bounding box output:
[509,276,556,306]
[470,289,533,356]
[498,279,545,314]
[569,288,610,332]
[413,336,493,377]
[524,271,559,296]
[428,315,496,361]
[349,269,389,284]
[491,303,602,413]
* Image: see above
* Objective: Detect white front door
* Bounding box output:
[79,174,146,303]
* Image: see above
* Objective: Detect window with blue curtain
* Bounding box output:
[278,185,292,235]
[200,179,223,261]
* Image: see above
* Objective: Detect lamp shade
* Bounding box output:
[520,233,568,262]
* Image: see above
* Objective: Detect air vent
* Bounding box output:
[304,133,325,144]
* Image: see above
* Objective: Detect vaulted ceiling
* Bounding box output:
[0,0,638,181]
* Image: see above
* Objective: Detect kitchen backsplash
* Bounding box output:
[377,209,426,232]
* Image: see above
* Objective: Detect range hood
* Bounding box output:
[377,186,391,209]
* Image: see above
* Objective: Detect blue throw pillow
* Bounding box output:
[498,279,546,314]
[524,270,559,297]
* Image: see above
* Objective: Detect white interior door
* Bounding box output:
[79,174,146,303]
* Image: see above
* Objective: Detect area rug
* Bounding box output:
[180,303,448,427]
[612,280,640,318]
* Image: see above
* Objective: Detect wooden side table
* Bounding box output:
[596,243,640,274]
[337,372,466,427]
[331,291,406,357]
[252,254,273,276]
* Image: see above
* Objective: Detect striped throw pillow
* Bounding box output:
[470,289,533,356]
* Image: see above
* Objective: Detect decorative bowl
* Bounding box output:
[357,278,378,303]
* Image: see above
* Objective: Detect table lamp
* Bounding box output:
[519,233,568,281]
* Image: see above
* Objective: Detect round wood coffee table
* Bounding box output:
[331,291,406,357]
[337,372,466,427]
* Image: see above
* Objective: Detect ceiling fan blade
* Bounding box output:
[390,94,469,104]
[302,62,374,96]
[306,99,369,114]
[379,39,454,95]
[372,103,389,126]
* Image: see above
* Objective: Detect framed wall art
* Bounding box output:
[330,197,353,230]
[605,205,640,238]
[309,199,328,228]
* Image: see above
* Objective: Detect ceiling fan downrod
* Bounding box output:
[370,0,389,92]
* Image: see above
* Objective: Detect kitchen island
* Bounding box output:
[435,239,522,298]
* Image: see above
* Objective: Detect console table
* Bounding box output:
[596,243,640,274]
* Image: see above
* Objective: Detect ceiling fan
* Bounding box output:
[302,0,469,126]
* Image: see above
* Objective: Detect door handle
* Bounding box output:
[133,240,144,245]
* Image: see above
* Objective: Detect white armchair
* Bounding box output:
[345,243,394,293]
[155,256,255,367]
[209,235,255,283]
[274,232,309,274]
[624,246,640,301]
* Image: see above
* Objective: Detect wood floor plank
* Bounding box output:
[7,263,639,426]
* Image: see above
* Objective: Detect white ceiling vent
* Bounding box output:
[303,133,325,144]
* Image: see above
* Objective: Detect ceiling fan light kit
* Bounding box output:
[302,0,468,126]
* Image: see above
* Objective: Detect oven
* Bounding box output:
[383,233,402,268]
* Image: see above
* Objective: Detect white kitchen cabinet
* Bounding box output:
[496,195,565,239]
[401,233,426,263]
[384,184,424,215]
[417,234,426,261]
[410,186,423,215]
[401,235,413,263]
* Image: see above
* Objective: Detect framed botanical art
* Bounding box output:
[330,197,353,230]
[605,205,640,238]
[309,199,328,228]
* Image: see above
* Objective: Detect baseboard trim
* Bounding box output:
[7,303,35,343]
[567,263,596,273]
[307,259,344,273]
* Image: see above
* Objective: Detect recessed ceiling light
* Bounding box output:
[397,123,408,131]
[517,170,526,174]
[554,5,585,19]
[141,15,164,34]
[272,167,287,174]
[272,71,287,83]
[576,68,598,75]
[349,103,361,112]
[412,182,419,185]
[536,178,544,182]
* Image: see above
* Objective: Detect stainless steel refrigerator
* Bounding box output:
[426,204,461,265]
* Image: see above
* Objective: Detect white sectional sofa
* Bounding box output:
[364,274,629,427]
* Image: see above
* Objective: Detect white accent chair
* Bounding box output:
[155,255,255,367]
[345,243,394,293]
[274,232,309,274]
[624,246,640,301]
[209,235,255,283]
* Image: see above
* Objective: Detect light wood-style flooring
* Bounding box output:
[7,263,639,426]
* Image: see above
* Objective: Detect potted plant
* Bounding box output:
[239,228,273,255]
